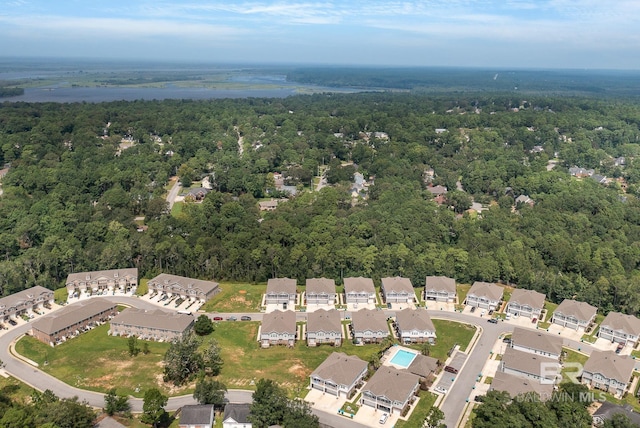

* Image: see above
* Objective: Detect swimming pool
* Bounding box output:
[389,349,418,368]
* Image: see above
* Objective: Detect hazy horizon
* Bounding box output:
[1,1,638,70]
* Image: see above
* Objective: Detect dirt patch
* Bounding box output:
[288,364,306,378]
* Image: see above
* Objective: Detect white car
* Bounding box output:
[379,413,389,424]
[434,386,448,394]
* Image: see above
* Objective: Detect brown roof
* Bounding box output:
[600,312,640,337]
[32,299,116,335]
[351,309,388,333]
[311,352,368,386]
[554,299,597,322]
[583,350,635,384]
[266,278,297,294]
[306,278,336,294]
[0,286,52,311]
[148,273,218,295]
[491,371,554,400]
[508,289,546,310]
[381,277,414,294]
[110,308,194,333]
[511,327,562,356]
[343,277,375,294]
[261,310,296,335]
[501,347,558,379]
[395,309,435,333]
[468,282,503,301]
[406,354,439,377]
[66,268,138,284]
[307,309,341,334]
[425,276,456,294]
[363,366,420,402]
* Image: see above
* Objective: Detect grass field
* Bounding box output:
[0,375,36,405]
[561,348,588,383]
[395,391,437,428]
[171,201,184,216]
[54,287,68,304]
[15,324,173,397]
[429,319,477,359]
[199,282,266,313]
[544,301,558,322]
[135,278,149,296]
[457,284,471,305]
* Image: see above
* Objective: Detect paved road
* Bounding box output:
[165,179,182,210]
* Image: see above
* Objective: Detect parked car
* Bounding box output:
[8,318,17,326]
[470,306,477,313]
[488,309,494,315]
[532,317,538,323]
[488,318,498,324]
[241,316,251,321]
[444,365,459,374]
[616,344,624,354]
[212,316,223,321]
[434,386,448,394]
[474,395,485,403]
[227,316,237,321]
[379,413,389,424]
[505,313,511,320]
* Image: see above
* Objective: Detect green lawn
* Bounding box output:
[0,375,36,405]
[457,284,471,305]
[544,301,558,322]
[15,324,172,398]
[54,287,68,304]
[394,391,437,428]
[199,282,266,313]
[415,286,425,305]
[171,201,184,216]
[560,348,588,383]
[427,319,477,359]
[135,278,149,296]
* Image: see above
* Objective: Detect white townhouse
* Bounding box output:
[551,299,597,331]
[360,367,420,415]
[506,289,546,319]
[582,350,635,398]
[310,352,368,398]
[66,268,138,295]
[305,278,336,305]
[264,278,297,307]
[380,276,416,304]
[222,404,252,428]
[500,347,559,385]
[351,308,389,344]
[260,310,296,348]
[394,308,436,344]
[0,286,54,322]
[147,273,219,302]
[510,327,562,360]
[465,281,503,310]
[343,277,376,305]
[490,371,554,401]
[306,309,342,347]
[598,311,640,347]
[424,276,456,302]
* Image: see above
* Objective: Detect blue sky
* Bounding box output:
[0,0,638,69]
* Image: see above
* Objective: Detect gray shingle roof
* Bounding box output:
[261,310,296,334]
[395,309,435,333]
[501,347,558,379]
[306,278,336,294]
[406,354,439,377]
[351,309,388,333]
[180,404,214,425]
[381,277,414,294]
[0,286,52,312]
[424,276,456,294]
[343,277,375,294]
[363,366,419,402]
[311,352,368,386]
[31,299,116,335]
[508,289,546,310]
[593,402,640,426]
[110,308,194,333]
[66,268,138,285]
[307,309,341,334]
[223,403,251,424]
[511,327,562,356]
[554,299,597,322]
[266,278,297,294]
[468,282,503,301]
[148,273,218,296]
[583,350,635,384]
[600,312,640,337]
[491,371,554,400]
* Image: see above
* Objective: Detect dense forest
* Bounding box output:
[2,92,640,315]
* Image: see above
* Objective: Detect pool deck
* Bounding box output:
[384,345,419,369]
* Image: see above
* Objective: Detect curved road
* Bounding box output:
[0,297,596,425]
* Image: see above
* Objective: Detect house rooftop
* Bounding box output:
[511,327,562,356]
[508,289,546,311]
[261,310,296,335]
[0,286,52,313]
[31,299,116,335]
[468,282,503,302]
[307,309,341,333]
[363,366,419,403]
[592,402,640,426]
[180,404,214,426]
[110,308,194,333]
[148,273,218,295]
[405,354,439,378]
[491,371,553,401]
[311,352,368,386]
[600,312,640,337]
[502,347,558,380]
[343,277,375,294]
[425,276,456,294]
[554,299,597,322]
[583,350,635,384]
[223,403,251,425]
[395,308,435,333]
[306,278,336,295]
[381,277,414,294]
[66,268,138,284]
[351,308,388,333]
[266,278,297,295]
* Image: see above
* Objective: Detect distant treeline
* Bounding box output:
[0,87,24,97]
[287,67,640,96]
